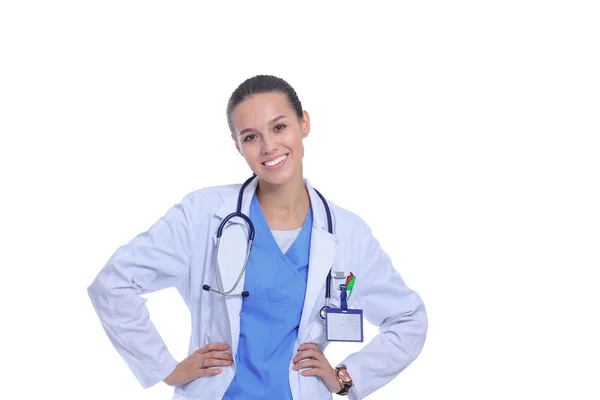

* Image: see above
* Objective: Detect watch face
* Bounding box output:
[338,368,352,383]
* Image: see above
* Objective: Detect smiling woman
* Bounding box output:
[232,92,307,185]
[87,74,428,400]
[227,77,309,190]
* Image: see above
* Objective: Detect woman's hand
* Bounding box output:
[292,343,342,393]
[163,343,233,387]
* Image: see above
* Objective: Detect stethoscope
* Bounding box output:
[202,174,336,320]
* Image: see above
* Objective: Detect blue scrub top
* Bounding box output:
[223,195,313,400]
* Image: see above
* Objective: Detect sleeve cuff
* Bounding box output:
[336,361,360,400]
[140,354,179,389]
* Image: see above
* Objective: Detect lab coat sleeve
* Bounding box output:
[337,221,428,400]
[87,194,195,389]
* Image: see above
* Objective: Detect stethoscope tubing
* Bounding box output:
[204,174,335,318]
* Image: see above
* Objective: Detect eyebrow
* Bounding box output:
[238,115,288,136]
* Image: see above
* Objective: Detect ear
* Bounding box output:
[300,110,311,138]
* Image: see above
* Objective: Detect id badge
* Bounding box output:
[325,308,364,342]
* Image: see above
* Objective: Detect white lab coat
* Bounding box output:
[88,178,428,400]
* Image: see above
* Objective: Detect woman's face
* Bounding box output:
[231,91,310,186]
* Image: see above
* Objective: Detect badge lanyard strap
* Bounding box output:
[340,285,348,311]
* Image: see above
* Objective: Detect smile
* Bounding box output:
[263,154,288,167]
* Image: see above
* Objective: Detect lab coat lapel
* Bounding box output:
[213,177,258,293]
[299,180,338,336]
[212,176,258,351]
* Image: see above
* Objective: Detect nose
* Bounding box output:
[261,132,277,154]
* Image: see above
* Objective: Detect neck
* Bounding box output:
[255,168,310,227]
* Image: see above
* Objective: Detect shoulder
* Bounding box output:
[306,179,371,236]
[326,199,372,237]
[179,183,241,214]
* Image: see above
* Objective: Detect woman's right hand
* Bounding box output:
[163,343,234,387]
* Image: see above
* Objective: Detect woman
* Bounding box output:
[88,75,428,400]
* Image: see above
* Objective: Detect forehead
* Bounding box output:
[230,92,294,133]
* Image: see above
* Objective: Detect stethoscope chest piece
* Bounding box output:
[320,305,329,320]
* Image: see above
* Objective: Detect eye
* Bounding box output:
[243,134,257,142]
[274,124,286,132]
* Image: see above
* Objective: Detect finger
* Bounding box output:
[298,343,318,352]
[205,351,234,361]
[293,350,322,364]
[197,367,223,377]
[196,343,229,354]
[291,359,322,371]
[201,358,234,369]
[293,352,318,364]
[297,345,322,358]
[300,368,324,377]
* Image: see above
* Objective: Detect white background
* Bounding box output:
[1,1,599,399]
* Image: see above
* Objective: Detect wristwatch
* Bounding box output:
[335,366,353,396]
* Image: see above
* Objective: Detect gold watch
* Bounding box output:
[335,366,353,396]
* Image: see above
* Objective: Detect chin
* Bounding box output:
[255,167,298,187]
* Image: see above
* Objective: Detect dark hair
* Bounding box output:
[226,75,303,135]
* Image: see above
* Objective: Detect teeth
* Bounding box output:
[264,155,287,167]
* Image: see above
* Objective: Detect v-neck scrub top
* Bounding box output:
[222,195,313,400]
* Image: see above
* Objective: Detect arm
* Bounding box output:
[338,221,428,400]
[87,194,194,389]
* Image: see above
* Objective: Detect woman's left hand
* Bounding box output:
[292,343,342,393]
